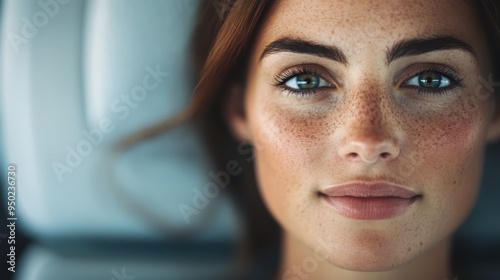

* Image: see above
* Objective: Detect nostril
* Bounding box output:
[346,153,359,160]
[380,152,391,159]
[339,142,399,163]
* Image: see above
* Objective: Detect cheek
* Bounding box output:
[408,94,489,233]
[248,103,333,222]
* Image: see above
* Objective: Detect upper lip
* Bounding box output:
[320,182,420,198]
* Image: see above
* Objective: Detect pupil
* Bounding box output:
[419,73,441,88]
[297,74,319,89]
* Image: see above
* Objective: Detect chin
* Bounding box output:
[311,229,419,272]
[327,250,413,272]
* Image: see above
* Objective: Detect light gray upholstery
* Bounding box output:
[0,0,240,244]
[1,1,243,278]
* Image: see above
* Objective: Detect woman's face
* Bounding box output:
[228,0,499,270]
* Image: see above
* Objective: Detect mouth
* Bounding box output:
[319,182,421,220]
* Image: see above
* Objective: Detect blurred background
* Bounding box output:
[0,0,246,279]
[0,0,499,279]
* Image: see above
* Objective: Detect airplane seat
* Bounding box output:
[1,0,243,279]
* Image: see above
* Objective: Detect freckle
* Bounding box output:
[420,242,423,246]
[408,247,411,252]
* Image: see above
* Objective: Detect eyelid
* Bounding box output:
[395,63,464,88]
[272,64,339,87]
[395,64,465,98]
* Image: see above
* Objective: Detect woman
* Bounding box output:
[127,0,500,279]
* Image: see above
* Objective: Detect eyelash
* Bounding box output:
[272,65,465,98]
[272,66,333,98]
[401,66,465,96]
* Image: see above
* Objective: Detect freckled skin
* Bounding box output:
[228,0,499,279]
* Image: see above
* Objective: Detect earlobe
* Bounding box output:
[224,83,252,142]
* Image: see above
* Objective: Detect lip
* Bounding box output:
[320,182,421,220]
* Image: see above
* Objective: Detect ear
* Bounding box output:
[224,83,252,142]
[486,96,500,143]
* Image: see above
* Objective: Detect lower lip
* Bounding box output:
[321,195,419,220]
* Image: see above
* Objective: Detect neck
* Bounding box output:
[275,233,454,280]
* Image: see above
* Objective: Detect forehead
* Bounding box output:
[254,0,485,59]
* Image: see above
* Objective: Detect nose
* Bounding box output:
[338,139,399,163]
[337,87,400,164]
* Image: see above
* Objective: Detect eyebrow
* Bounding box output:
[259,36,477,64]
[259,37,348,65]
[386,35,477,63]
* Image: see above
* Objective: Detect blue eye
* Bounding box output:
[285,73,330,90]
[405,72,451,89]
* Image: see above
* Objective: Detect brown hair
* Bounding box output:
[189,0,281,262]
[120,0,281,266]
[122,0,500,268]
